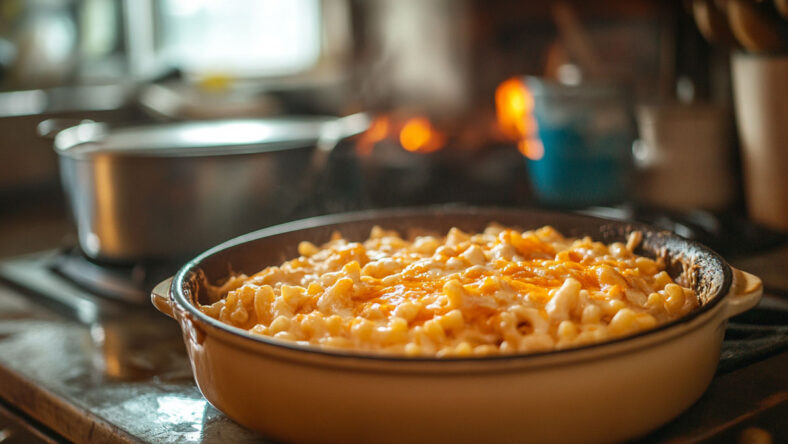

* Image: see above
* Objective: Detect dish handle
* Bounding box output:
[151,277,175,319]
[725,267,763,319]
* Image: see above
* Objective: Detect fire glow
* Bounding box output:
[355,115,446,155]
[517,139,544,160]
[495,77,543,160]
[399,117,445,153]
[356,116,390,156]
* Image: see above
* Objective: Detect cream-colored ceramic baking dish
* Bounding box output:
[151,207,762,443]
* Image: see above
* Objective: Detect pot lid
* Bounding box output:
[53,115,367,158]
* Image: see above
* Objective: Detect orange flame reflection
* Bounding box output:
[399,117,445,153]
[356,116,390,156]
[517,139,544,161]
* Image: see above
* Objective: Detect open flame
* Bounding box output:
[399,117,445,153]
[355,114,446,155]
[495,77,543,160]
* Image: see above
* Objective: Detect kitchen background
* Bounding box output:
[4,0,788,281]
[2,0,786,237]
[0,0,787,442]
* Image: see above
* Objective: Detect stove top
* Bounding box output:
[0,251,258,443]
[51,248,173,305]
[0,247,786,443]
[0,248,178,320]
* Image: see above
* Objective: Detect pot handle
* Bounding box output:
[725,267,763,319]
[151,277,175,319]
[37,118,95,139]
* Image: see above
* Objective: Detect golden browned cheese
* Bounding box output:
[198,225,698,357]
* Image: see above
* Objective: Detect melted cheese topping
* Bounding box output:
[198,225,698,356]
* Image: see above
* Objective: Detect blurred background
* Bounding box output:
[1,0,787,264]
[0,3,787,442]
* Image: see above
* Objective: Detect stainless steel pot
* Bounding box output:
[49,115,368,262]
[151,206,763,444]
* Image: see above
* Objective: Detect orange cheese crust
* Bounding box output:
[198,225,698,356]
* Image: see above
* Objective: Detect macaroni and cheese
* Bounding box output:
[198,225,698,356]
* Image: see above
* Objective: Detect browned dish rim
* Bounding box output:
[170,205,733,363]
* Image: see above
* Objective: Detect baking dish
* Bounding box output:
[151,206,763,443]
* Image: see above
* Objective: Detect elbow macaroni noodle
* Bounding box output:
[198,225,698,357]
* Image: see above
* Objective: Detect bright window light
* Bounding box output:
[160,0,321,76]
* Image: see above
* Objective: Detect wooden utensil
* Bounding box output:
[726,0,787,52]
[693,0,739,47]
[776,0,788,20]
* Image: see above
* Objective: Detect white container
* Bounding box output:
[634,103,736,211]
[732,53,788,231]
